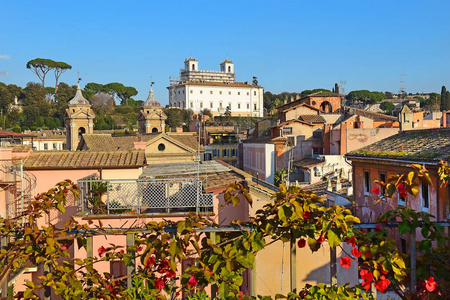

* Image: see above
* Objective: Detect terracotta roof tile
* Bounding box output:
[298,115,327,123]
[293,158,326,170]
[303,178,352,200]
[23,150,145,169]
[346,128,450,162]
[79,134,117,151]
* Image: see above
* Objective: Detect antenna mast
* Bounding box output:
[400,74,405,98]
[0,54,10,77]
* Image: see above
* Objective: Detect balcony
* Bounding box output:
[77,176,214,215]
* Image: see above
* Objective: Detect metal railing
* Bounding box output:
[78,176,214,215]
[0,159,36,219]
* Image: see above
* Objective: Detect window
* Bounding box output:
[228,102,232,109]
[200,90,203,94]
[200,101,203,108]
[178,91,180,94]
[222,149,229,157]
[400,237,407,254]
[210,102,213,109]
[364,170,370,196]
[378,171,386,196]
[247,103,250,109]
[287,136,295,146]
[210,91,213,94]
[238,103,241,109]
[44,143,48,150]
[53,143,57,150]
[220,91,222,95]
[247,92,249,95]
[282,127,292,135]
[213,149,219,158]
[312,147,324,155]
[158,143,165,151]
[254,104,257,110]
[254,91,257,96]
[190,90,193,94]
[231,149,237,157]
[421,182,430,212]
[238,92,240,95]
[190,102,193,108]
[183,90,185,94]
[228,91,231,95]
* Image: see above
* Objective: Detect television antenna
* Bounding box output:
[0,54,10,77]
[400,74,406,98]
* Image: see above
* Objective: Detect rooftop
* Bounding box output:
[23,150,146,169]
[346,128,450,163]
[298,115,327,123]
[293,157,325,170]
[303,178,352,200]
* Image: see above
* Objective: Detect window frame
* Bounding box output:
[363,170,370,196]
[420,181,430,213]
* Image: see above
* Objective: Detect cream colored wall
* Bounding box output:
[284,106,318,121]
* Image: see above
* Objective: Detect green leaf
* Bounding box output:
[307,237,320,252]
[56,203,65,213]
[219,281,230,299]
[386,183,396,197]
[278,205,292,223]
[398,221,411,234]
[177,221,186,233]
[327,228,341,249]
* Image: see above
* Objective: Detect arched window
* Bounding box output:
[78,127,86,137]
[152,127,158,133]
[192,64,195,71]
[228,66,231,72]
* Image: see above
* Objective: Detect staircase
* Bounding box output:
[0,160,36,219]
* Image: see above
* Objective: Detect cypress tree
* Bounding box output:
[334,83,339,95]
[441,86,448,111]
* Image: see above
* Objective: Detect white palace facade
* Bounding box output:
[168,58,264,117]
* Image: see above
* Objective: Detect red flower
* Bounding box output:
[317,234,325,244]
[64,188,69,193]
[375,224,381,232]
[120,249,124,254]
[361,279,371,290]
[425,276,438,292]
[346,236,356,247]
[137,246,143,252]
[371,186,380,195]
[187,275,198,289]
[360,269,373,282]
[398,183,408,198]
[105,284,118,296]
[155,278,165,290]
[146,256,156,268]
[340,256,351,269]
[374,276,391,293]
[34,193,40,200]
[61,244,69,251]
[364,252,371,258]
[98,246,106,256]
[166,269,176,279]
[297,238,306,248]
[303,211,311,219]
[351,247,361,258]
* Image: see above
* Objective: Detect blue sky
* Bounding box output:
[1,0,449,105]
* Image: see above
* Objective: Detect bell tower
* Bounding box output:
[64,84,95,150]
[137,83,167,134]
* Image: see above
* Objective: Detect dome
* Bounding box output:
[142,87,161,108]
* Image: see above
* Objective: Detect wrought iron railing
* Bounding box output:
[77,175,214,215]
[0,159,36,219]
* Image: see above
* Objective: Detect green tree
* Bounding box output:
[441,86,450,111]
[84,82,105,94]
[0,84,21,112]
[53,82,77,120]
[26,58,55,88]
[380,101,395,112]
[53,61,72,93]
[20,82,49,127]
[333,83,339,94]
[117,86,138,106]
[385,91,393,99]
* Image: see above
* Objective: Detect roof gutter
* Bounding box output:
[345,156,440,166]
